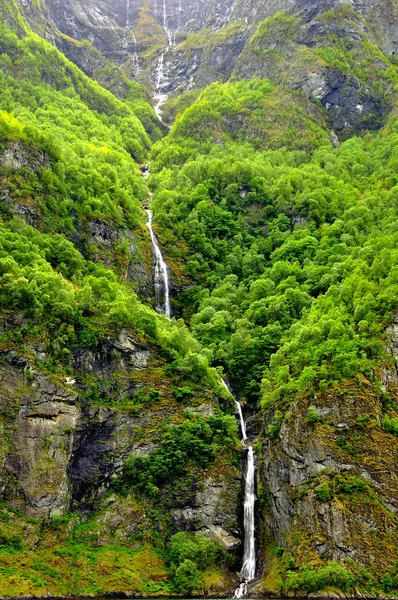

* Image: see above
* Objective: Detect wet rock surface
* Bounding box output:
[258,376,398,575]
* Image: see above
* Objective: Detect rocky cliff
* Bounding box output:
[3,0,398,596]
[16,0,398,133]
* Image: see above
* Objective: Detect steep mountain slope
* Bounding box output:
[15,0,398,134]
[3,0,398,597]
[149,69,398,595]
[0,3,243,596]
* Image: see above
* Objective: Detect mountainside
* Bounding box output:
[2,0,398,597]
[15,0,398,133]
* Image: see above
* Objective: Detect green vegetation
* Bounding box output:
[115,413,237,496]
[3,0,398,596]
[280,561,354,593]
[168,532,230,592]
[383,414,398,436]
[150,88,398,411]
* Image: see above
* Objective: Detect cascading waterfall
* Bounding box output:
[235,400,247,442]
[145,209,171,318]
[235,446,256,598]
[222,379,256,598]
[154,53,169,119]
[124,0,140,77]
[153,0,174,118]
[131,32,140,77]
[162,0,173,45]
[222,379,247,442]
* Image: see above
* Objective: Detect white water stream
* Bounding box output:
[125,0,140,77]
[131,32,140,78]
[222,379,256,598]
[145,209,171,318]
[153,0,174,119]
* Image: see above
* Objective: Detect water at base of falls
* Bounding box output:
[234,581,248,599]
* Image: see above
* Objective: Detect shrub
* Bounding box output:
[383,414,398,436]
[355,413,371,429]
[338,476,367,494]
[174,386,195,403]
[0,528,23,550]
[115,414,237,494]
[169,532,225,571]
[315,482,332,502]
[173,559,201,592]
[307,406,321,423]
[283,562,354,593]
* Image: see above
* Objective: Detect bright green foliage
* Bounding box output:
[0,18,152,237]
[315,482,331,501]
[383,414,398,436]
[150,86,398,409]
[168,532,228,593]
[169,532,225,570]
[116,413,237,495]
[0,218,226,385]
[282,562,354,593]
[307,406,321,423]
[173,559,201,592]
[173,386,195,403]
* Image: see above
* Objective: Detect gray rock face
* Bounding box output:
[18,0,398,134]
[0,353,79,516]
[0,142,50,171]
[382,316,398,388]
[172,472,242,551]
[259,383,398,574]
[0,334,153,516]
[0,333,241,559]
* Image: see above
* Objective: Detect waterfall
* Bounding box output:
[240,447,256,579]
[235,400,247,442]
[221,378,256,598]
[124,0,140,78]
[131,32,140,77]
[222,379,248,442]
[162,0,173,45]
[154,53,169,119]
[126,0,130,27]
[234,445,256,599]
[145,209,171,318]
[153,0,173,119]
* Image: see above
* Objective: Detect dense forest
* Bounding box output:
[2,0,398,597]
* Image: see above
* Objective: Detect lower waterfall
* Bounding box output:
[221,379,256,598]
[235,445,256,598]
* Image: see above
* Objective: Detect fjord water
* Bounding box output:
[145,209,171,318]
